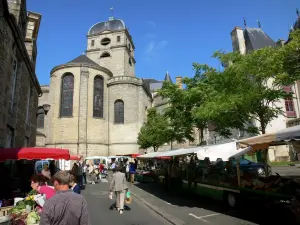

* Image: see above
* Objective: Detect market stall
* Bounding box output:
[0,148,70,224]
[136,152,168,183]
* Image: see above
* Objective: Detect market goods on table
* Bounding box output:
[9,190,41,225]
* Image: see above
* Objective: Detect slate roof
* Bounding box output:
[66,55,99,67]
[244,28,276,52]
[294,18,300,30]
[164,71,173,83]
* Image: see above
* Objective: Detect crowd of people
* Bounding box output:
[22,157,137,224]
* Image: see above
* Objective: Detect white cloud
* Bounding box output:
[144,40,168,55]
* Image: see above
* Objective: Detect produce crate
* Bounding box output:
[0,207,12,225]
[0,207,12,217]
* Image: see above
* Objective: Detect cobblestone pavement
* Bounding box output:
[82,179,171,225]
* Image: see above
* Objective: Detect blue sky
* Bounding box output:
[27,0,299,85]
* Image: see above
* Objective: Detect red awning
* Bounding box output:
[70,155,81,161]
[0,148,70,161]
[116,154,141,158]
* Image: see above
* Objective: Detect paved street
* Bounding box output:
[82,179,171,225]
[272,166,300,176]
[82,172,299,225]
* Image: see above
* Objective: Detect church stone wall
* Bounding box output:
[47,66,112,157]
[107,76,149,155]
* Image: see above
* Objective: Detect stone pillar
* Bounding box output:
[176,76,182,89]
[230,26,246,55]
[78,67,89,157]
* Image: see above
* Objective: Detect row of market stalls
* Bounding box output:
[135,125,300,210]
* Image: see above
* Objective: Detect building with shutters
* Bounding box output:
[209,14,300,161]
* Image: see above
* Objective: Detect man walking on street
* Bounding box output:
[40,171,90,225]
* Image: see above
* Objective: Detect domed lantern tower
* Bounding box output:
[86,16,136,77]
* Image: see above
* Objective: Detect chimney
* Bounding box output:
[276,39,285,46]
[230,26,246,55]
[176,76,182,89]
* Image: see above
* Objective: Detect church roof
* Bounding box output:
[66,55,99,67]
[243,28,276,52]
[164,71,173,83]
[88,18,125,35]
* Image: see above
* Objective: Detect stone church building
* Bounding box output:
[36,16,197,157]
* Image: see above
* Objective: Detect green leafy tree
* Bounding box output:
[158,82,194,148]
[214,44,296,134]
[184,63,255,138]
[137,108,169,152]
[283,30,300,82]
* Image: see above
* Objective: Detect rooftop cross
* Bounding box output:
[109,7,114,20]
[243,17,247,27]
[257,20,261,28]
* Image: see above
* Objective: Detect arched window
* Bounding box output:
[114,100,124,124]
[60,73,74,117]
[93,76,104,118]
[100,52,111,58]
[37,107,44,128]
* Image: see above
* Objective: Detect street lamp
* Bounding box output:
[42,104,50,115]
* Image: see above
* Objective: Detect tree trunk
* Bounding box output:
[170,141,173,150]
[153,146,158,152]
[199,128,204,145]
[260,121,269,176]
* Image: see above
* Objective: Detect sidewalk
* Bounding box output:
[127,182,256,225]
[128,181,296,225]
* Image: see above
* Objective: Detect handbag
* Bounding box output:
[125,190,132,204]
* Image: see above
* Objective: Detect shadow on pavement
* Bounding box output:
[134,182,299,225]
[109,203,131,211]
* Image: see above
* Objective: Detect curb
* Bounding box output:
[131,192,186,225]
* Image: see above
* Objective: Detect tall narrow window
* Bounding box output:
[283,86,296,118]
[285,97,296,117]
[37,107,45,128]
[10,59,18,111]
[5,126,14,148]
[93,76,104,118]
[26,87,32,123]
[117,36,120,42]
[114,100,124,124]
[60,73,74,117]
[24,137,29,147]
[91,40,95,47]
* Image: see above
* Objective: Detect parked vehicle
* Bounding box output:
[229,157,272,176]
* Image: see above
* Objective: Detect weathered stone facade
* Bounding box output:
[0,0,42,148]
[36,16,202,157]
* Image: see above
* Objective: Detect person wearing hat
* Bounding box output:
[109,167,128,214]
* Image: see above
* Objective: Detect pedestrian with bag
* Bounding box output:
[109,167,128,214]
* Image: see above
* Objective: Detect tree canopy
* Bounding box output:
[137,108,169,152]
[137,30,300,148]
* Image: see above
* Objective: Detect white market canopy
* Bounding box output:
[139,142,252,162]
[137,152,165,159]
[195,141,252,161]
